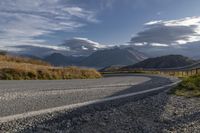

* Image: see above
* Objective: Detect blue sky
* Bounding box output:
[0,0,200,51]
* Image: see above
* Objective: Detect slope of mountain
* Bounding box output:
[44,53,85,66]
[99,65,124,72]
[11,45,66,58]
[80,47,147,67]
[123,55,197,70]
[20,54,42,60]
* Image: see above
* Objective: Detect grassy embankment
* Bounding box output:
[0,55,101,80]
[170,74,200,97]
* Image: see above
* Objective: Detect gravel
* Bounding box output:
[1,92,199,133]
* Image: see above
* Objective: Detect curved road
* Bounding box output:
[0,74,178,122]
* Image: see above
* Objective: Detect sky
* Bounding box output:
[0,0,200,51]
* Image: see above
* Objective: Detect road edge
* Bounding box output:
[0,76,181,123]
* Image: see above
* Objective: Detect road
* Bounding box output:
[0,74,177,122]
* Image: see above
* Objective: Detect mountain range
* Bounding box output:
[12,38,109,57]
[79,47,147,67]
[44,53,85,66]
[7,37,200,68]
[43,46,147,67]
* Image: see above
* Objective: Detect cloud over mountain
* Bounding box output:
[131,17,200,46]
[11,37,109,57]
[0,0,98,51]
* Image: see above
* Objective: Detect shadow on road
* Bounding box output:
[15,74,198,133]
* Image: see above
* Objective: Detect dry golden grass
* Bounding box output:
[0,61,53,70]
[0,55,101,80]
[0,55,50,66]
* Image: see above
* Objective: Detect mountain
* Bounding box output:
[11,45,66,58]
[80,47,147,67]
[100,65,124,72]
[123,55,197,70]
[61,37,109,56]
[10,38,109,57]
[44,53,85,66]
[20,54,42,60]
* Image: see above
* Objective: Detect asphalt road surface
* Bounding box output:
[0,74,176,122]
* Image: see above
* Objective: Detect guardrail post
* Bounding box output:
[186,71,189,76]
[190,70,193,76]
[198,68,200,74]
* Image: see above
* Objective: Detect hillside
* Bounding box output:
[100,65,124,72]
[0,55,101,80]
[44,53,85,66]
[80,47,147,67]
[123,55,197,70]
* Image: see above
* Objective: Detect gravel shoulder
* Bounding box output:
[1,92,199,133]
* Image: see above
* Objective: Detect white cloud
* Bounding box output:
[145,20,162,25]
[73,37,107,48]
[63,7,98,23]
[0,0,98,51]
[132,16,200,46]
[150,43,168,47]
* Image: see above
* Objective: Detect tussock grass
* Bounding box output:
[0,55,101,80]
[0,55,50,66]
[170,74,200,97]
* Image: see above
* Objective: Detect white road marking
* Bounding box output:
[0,80,181,123]
[0,81,149,101]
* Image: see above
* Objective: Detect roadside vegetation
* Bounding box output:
[0,55,50,66]
[0,55,101,80]
[170,74,200,97]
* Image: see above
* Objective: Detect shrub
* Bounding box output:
[170,74,200,97]
[0,67,102,80]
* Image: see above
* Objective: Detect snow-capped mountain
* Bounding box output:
[11,38,110,57]
[79,46,147,67]
[61,37,109,56]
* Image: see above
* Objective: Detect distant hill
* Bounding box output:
[80,47,147,67]
[100,65,124,72]
[44,53,85,66]
[123,55,197,70]
[20,54,42,60]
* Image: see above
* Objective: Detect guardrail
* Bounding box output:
[143,68,200,77]
[102,67,200,78]
[101,62,200,77]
